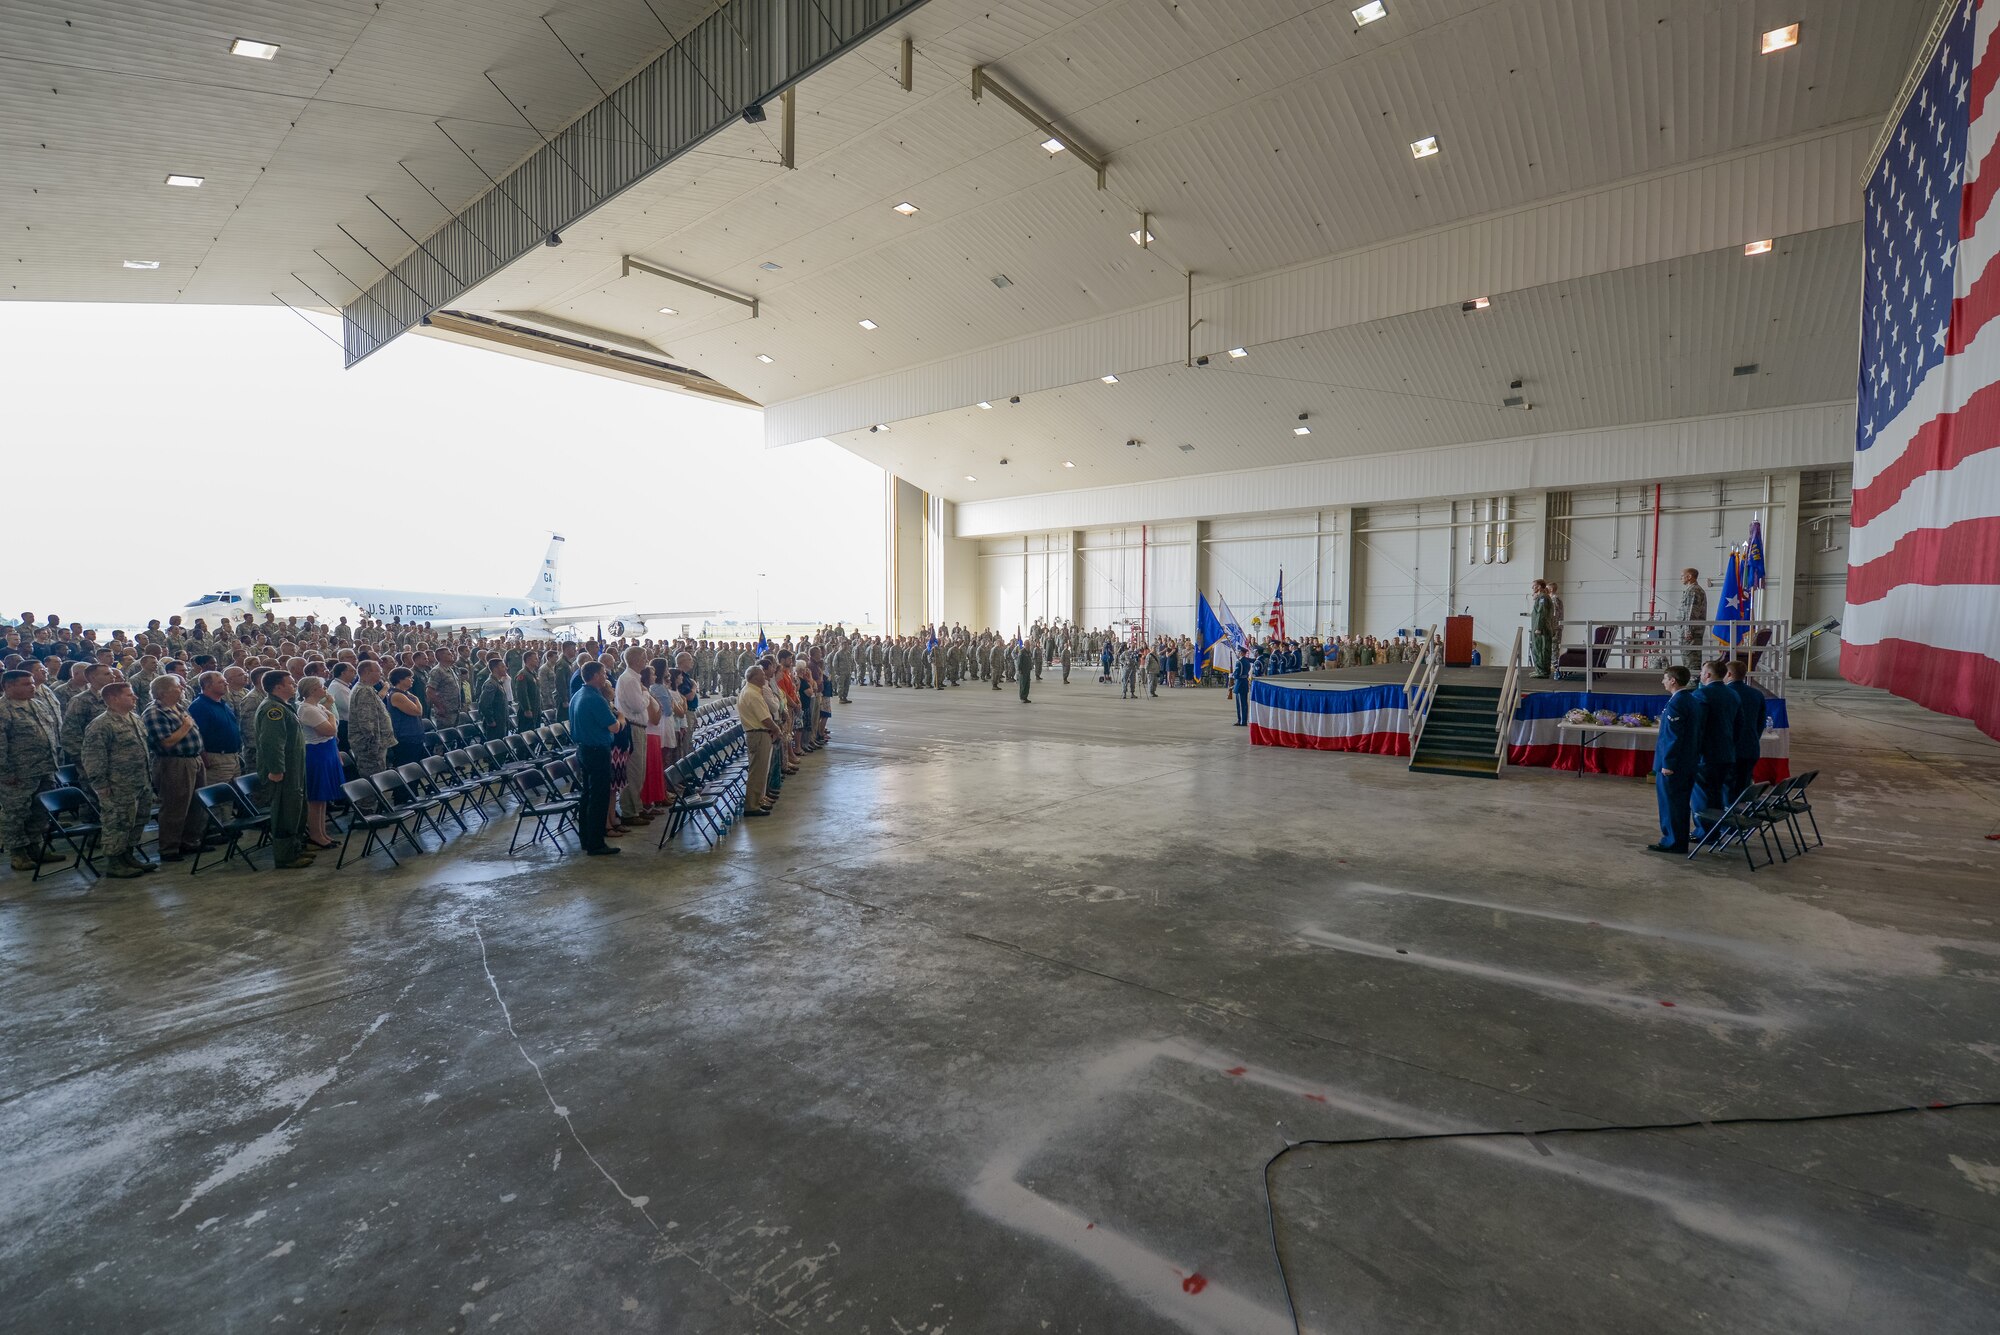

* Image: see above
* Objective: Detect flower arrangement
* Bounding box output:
[1617,712,1652,728]
[1564,708,1594,724]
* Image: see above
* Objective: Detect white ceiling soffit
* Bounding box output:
[457,0,1923,418]
[763,122,1875,447]
[831,224,1859,501]
[953,402,1857,538]
[0,0,718,302]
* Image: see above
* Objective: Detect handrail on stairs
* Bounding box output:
[1406,624,1442,752]
[1494,626,1524,771]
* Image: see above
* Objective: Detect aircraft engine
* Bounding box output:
[607,618,647,638]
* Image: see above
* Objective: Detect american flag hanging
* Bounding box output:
[1846,0,2000,741]
[1269,571,1286,641]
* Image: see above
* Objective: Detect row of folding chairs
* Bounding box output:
[1688,771,1823,871]
[338,726,584,867]
[28,772,276,881]
[658,723,750,849]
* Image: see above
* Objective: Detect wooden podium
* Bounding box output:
[1443,615,1475,668]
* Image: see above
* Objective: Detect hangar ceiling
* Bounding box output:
[4,0,1927,506]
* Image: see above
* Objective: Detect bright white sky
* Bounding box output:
[2,303,886,631]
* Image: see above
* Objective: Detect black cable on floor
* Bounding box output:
[1260,1096,2000,1335]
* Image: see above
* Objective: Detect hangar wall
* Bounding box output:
[963,466,1852,673]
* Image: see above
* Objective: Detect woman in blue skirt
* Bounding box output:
[296,675,345,850]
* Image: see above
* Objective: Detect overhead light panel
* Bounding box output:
[1352,2,1388,24]
[977,401,993,410]
[872,424,891,433]
[756,354,774,363]
[1129,228,1156,246]
[165,174,204,188]
[1293,426,1312,436]
[991,274,1013,289]
[1227,347,1248,358]
[1462,296,1491,312]
[1761,23,1799,54]
[122,260,160,270]
[229,38,280,59]
[760,261,782,271]
[1041,137,1066,154]
[965,475,978,482]
[1410,135,1440,159]
[657,306,678,315]
[858,318,878,330]
[1101,374,1119,384]
[1063,460,1075,469]
[1744,239,1773,256]
[893,201,920,216]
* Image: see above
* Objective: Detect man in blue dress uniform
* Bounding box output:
[1689,659,1740,839]
[1648,665,1704,854]
[1231,651,1252,727]
[1723,659,1767,803]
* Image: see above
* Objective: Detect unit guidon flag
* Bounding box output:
[1847,0,2000,739]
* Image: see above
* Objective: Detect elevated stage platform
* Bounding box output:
[1248,665,1792,780]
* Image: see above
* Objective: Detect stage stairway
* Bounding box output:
[1409,683,1504,779]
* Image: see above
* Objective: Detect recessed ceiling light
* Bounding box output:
[977,401,993,410]
[965,474,977,481]
[1461,296,1491,312]
[1062,460,1075,469]
[756,354,774,363]
[1041,137,1065,154]
[1101,374,1119,384]
[1352,1,1388,24]
[1227,347,1247,358]
[893,201,919,216]
[1761,23,1799,55]
[165,174,204,188]
[1410,135,1440,159]
[874,424,891,433]
[122,260,160,270]
[657,306,678,315]
[1129,228,1155,246]
[1293,426,1312,436]
[1744,239,1773,256]
[858,318,878,330]
[760,261,781,271]
[229,38,280,59]
[991,274,1013,289]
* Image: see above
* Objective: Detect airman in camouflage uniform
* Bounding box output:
[346,661,395,780]
[1,671,64,870]
[428,649,465,727]
[82,682,155,877]
[59,665,113,764]
[256,674,311,868]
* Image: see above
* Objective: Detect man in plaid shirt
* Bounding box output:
[142,674,205,861]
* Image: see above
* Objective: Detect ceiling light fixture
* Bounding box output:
[122,260,160,270]
[756,354,774,363]
[858,319,878,330]
[977,401,993,410]
[991,274,1013,289]
[873,424,891,433]
[1041,137,1066,154]
[1101,374,1119,384]
[1294,426,1312,436]
[1063,460,1075,469]
[1744,239,1774,256]
[1761,23,1799,55]
[1227,347,1248,358]
[657,306,678,315]
[165,174,204,188]
[760,261,782,271]
[1462,296,1491,312]
[965,474,978,481]
[229,38,280,59]
[1353,2,1388,24]
[893,201,919,216]
[1410,135,1440,159]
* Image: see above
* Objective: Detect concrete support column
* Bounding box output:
[887,475,927,635]
[1334,506,1358,635]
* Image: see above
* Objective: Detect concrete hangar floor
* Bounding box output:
[3,679,1997,1333]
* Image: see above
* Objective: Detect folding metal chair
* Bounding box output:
[33,786,102,881]
[191,783,270,873]
[509,768,580,854]
[1689,782,1777,870]
[1763,771,1822,856]
[659,759,724,849]
[336,778,416,869]
[369,769,448,844]
[401,760,470,833]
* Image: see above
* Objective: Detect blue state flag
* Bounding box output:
[1196,593,1228,672]
[1712,551,1752,644]
[1742,520,1766,592]
[755,625,769,656]
[1214,592,1247,648]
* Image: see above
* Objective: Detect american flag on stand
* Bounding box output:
[1269,570,1286,640]
[1847,0,2000,741]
